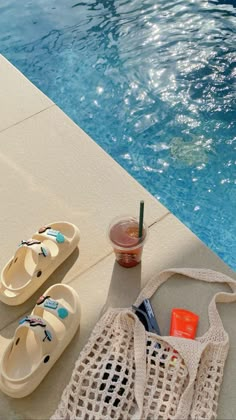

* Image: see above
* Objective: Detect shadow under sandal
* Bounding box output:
[0,221,80,305]
[0,283,81,398]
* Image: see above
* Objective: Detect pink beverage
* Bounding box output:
[109,217,147,268]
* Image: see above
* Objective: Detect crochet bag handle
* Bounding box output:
[134,268,236,331]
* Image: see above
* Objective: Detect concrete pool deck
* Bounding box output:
[0,54,235,419]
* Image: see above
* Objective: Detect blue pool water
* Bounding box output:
[0,0,235,269]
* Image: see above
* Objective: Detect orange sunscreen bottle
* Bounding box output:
[170,309,199,339]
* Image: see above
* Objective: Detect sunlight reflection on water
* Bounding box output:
[0,0,235,268]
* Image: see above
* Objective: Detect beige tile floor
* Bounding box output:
[0,55,235,419]
[0,55,53,132]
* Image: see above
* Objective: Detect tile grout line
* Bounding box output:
[66,211,171,286]
[148,211,171,228]
[0,103,56,135]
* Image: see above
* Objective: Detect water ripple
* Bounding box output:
[0,0,235,268]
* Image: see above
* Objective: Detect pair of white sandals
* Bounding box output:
[0,221,81,398]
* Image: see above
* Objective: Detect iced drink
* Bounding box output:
[109,216,147,268]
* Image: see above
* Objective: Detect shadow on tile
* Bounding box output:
[101,261,142,315]
[0,247,80,336]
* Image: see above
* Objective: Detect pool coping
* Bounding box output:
[0,54,235,419]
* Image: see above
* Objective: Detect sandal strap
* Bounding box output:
[36,226,67,244]
[0,316,57,384]
[16,315,57,352]
[18,239,51,258]
[1,242,51,291]
[36,296,70,321]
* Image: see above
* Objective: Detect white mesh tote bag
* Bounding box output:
[51,268,236,420]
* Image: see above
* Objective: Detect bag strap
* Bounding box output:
[132,315,147,419]
[134,268,236,331]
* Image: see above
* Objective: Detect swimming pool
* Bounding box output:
[0,0,235,269]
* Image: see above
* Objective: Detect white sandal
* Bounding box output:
[0,283,81,398]
[0,221,80,305]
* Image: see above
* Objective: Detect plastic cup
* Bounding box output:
[108,216,148,268]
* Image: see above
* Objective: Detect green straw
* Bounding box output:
[138,200,144,238]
